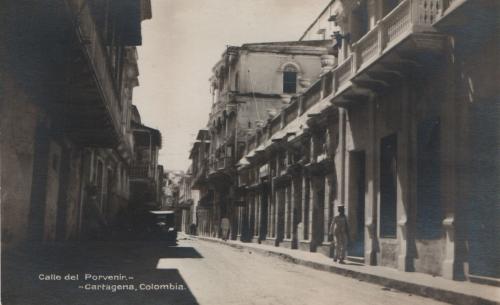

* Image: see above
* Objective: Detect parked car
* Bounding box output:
[146,210,177,244]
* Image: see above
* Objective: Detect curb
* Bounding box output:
[194,235,499,305]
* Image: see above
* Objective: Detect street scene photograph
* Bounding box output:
[1,0,499,304]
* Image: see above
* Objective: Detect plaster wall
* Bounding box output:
[63,149,83,240]
[42,140,62,241]
[342,72,449,274]
[0,77,39,247]
[238,52,323,95]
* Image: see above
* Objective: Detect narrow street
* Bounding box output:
[3,236,450,305]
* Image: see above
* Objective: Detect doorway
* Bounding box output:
[28,124,50,241]
[467,101,500,278]
[348,151,366,257]
[312,177,325,249]
[259,183,269,241]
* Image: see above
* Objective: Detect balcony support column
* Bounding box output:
[397,82,414,272]
[299,175,308,242]
[441,38,461,280]
[284,184,290,241]
[307,177,314,247]
[291,175,301,249]
[323,174,333,243]
[338,108,347,206]
[364,101,378,266]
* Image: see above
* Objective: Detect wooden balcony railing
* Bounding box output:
[130,163,152,179]
[68,0,122,141]
[243,0,447,163]
[350,0,441,71]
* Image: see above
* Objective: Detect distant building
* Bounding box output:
[190,40,332,239]
[129,106,163,211]
[178,168,200,234]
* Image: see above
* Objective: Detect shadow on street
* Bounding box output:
[2,241,201,305]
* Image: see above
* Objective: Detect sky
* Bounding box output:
[134,0,331,171]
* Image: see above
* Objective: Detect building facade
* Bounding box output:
[1,0,152,246]
[191,41,332,239]
[189,0,499,284]
[178,169,200,234]
[129,106,164,211]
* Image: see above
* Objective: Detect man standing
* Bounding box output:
[330,206,349,264]
[82,185,108,240]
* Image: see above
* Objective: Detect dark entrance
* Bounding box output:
[380,134,398,238]
[312,177,325,250]
[259,183,269,242]
[28,124,50,241]
[467,101,500,278]
[348,151,366,257]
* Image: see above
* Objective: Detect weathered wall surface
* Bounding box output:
[42,140,62,241]
[1,77,39,247]
[63,149,83,240]
[238,52,323,95]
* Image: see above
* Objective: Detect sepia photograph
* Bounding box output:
[0,0,499,304]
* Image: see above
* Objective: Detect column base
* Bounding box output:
[261,238,276,246]
[366,250,377,266]
[398,254,414,272]
[280,239,293,249]
[298,240,315,252]
[442,259,465,280]
[316,242,333,258]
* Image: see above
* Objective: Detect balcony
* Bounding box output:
[207,156,234,186]
[433,0,497,51]
[4,0,136,148]
[130,163,153,180]
[192,163,208,189]
[67,0,122,140]
[326,0,446,105]
[239,0,453,168]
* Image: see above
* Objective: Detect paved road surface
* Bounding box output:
[2,236,449,305]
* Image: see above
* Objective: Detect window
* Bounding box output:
[283,65,298,94]
[235,72,239,91]
[383,0,401,15]
[351,0,369,42]
[380,133,397,238]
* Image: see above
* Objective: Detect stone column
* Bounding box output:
[324,174,333,243]
[274,189,279,239]
[284,185,290,240]
[307,178,314,243]
[365,100,377,265]
[291,175,300,248]
[300,175,308,241]
[338,109,347,204]
[267,193,272,238]
[441,40,458,279]
[255,194,260,238]
[397,83,413,272]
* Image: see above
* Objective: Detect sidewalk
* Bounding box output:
[191,234,499,305]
